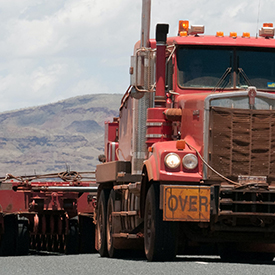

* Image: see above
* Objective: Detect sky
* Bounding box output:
[0,0,274,112]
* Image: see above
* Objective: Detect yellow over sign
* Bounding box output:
[163,185,210,222]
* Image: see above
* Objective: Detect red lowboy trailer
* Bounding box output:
[95,0,275,262]
[0,171,97,255]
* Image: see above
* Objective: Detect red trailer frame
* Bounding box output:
[0,171,97,256]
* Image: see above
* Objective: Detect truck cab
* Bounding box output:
[96,18,275,262]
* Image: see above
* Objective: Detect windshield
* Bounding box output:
[177,46,275,90]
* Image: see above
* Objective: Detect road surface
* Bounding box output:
[0,253,274,275]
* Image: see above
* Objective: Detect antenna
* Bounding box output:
[256,0,261,38]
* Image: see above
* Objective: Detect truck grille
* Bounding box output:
[220,188,275,214]
[208,107,275,182]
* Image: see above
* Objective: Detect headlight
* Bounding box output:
[164,153,181,169]
[182,154,198,170]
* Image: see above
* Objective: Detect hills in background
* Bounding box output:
[0,94,122,177]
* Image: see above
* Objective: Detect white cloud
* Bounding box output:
[68,77,110,96]
[31,64,65,93]
[0,0,274,112]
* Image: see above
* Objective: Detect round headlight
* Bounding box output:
[164,153,181,169]
[182,154,198,170]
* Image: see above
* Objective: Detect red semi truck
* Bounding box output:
[95,0,275,261]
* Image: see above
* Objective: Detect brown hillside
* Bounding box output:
[0,94,122,176]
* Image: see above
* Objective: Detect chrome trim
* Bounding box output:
[146,134,170,138]
[146,122,163,126]
[146,134,162,138]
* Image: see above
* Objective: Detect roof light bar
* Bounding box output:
[178,20,204,36]
[189,25,204,35]
[259,23,274,38]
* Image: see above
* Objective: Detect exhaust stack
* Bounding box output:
[132,0,152,175]
[155,23,169,106]
[141,0,151,48]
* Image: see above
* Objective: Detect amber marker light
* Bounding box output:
[176,140,186,150]
[216,31,224,37]
[230,32,237,38]
[179,31,188,37]
[178,20,189,36]
[242,32,250,38]
[148,147,153,153]
[263,23,273,28]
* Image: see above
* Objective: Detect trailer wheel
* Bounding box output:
[16,219,29,256]
[79,216,96,253]
[97,189,110,257]
[41,235,47,251]
[45,235,52,251]
[65,219,79,254]
[35,234,42,251]
[0,215,17,256]
[52,235,59,252]
[144,183,178,261]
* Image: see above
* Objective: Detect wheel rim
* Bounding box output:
[97,203,104,249]
[145,200,153,255]
[106,200,113,253]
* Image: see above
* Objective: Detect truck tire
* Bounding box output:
[79,216,96,253]
[16,219,30,256]
[96,189,110,257]
[144,183,178,261]
[0,215,17,256]
[106,189,123,258]
[65,219,79,254]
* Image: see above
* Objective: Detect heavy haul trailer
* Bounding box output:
[95,0,275,262]
[0,171,97,256]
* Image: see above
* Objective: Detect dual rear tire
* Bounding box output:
[97,189,123,258]
[96,189,110,257]
[0,215,30,256]
[97,184,178,261]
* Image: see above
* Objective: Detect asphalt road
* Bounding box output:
[0,253,274,275]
